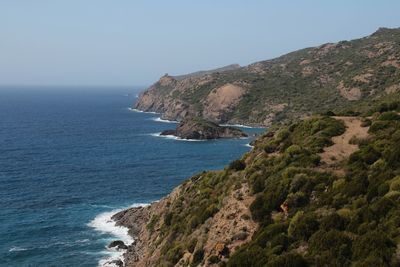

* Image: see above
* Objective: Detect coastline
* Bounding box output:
[130,106,266,129]
[150,132,206,142]
[109,187,183,267]
[88,204,148,267]
[104,107,261,266]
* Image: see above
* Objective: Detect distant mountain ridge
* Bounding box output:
[135,27,400,126]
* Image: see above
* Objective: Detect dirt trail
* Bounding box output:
[319,116,369,166]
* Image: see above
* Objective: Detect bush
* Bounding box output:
[369,121,391,133]
[228,159,246,171]
[255,223,287,248]
[378,111,400,121]
[249,173,265,193]
[164,212,173,226]
[227,245,268,267]
[309,229,352,265]
[208,255,220,264]
[389,176,400,191]
[352,230,396,264]
[266,253,307,267]
[285,192,308,207]
[320,213,348,231]
[192,249,204,266]
[165,244,184,264]
[288,211,319,241]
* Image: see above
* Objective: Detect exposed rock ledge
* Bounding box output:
[160,117,248,140]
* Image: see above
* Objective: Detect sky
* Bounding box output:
[1,0,400,87]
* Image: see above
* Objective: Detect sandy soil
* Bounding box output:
[319,116,369,166]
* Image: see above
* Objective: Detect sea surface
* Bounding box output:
[0,87,263,267]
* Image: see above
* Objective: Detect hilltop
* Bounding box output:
[134,28,400,126]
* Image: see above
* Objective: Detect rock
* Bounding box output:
[112,206,149,237]
[108,240,128,250]
[215,243,230,257]
[105,259,124,267]
[159,129,176,136]
[161,117,247,140]
[231,231,248,241]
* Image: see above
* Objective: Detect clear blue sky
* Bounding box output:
[1,0,399,87]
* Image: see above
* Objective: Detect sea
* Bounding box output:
[0,86,263,267]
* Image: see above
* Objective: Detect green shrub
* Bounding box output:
[192,249,204,266]
[309,229,352,266]
[389,176,400,191]
[352,231,396,264]
[249,173,265,193]
[369,121,391,132]
[285,192,308,207]
[208,255,220,264]
[228,159,246,171]
[320,213,348,231]
[227,245,268,267]
[165,244,184,264]
[164,212,173,226]
[378,111,400,121]
[266,253,307,267]
[288,211,319,241]
[255,223,287,248]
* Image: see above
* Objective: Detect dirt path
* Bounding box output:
[319,116,369,166]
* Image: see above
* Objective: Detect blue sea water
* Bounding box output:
[0,87,263,267]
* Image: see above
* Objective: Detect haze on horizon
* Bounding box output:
[1,0,400,87]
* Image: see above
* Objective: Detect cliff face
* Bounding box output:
[135,28,400,126]
[115,99,400,266]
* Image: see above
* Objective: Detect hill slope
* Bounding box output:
[134,27,400,126]
[116,100,400,266]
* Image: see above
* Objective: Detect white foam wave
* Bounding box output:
[9,246,27,252]
[88,203,148,267]
[150,117,178,123]
[220,123,256,129]
[127,108,159,114]
[244,143,254,148]
[150,132,205,142]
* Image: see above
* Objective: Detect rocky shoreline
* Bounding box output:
[110,206,149,266]
[108,186,183,267]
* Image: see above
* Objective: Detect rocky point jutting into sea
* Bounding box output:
[160,117,248,140]
[109,28,400,266]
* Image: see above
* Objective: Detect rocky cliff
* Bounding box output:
[134,27,400,126]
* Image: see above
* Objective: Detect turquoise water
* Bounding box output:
[0,87,263,267]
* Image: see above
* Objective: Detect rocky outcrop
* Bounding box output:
[160,117,248,140]
[105,259,124,267]
[108,240,128,250]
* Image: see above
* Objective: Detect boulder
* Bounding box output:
[105,259,124,267]
[108,240,128,250]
